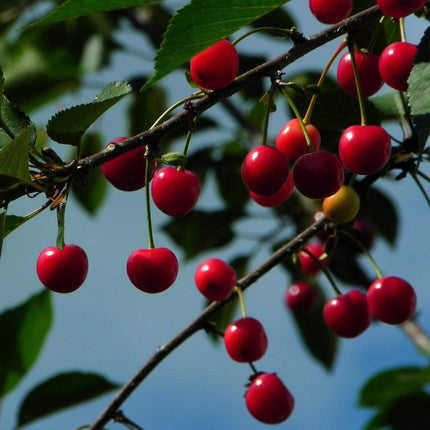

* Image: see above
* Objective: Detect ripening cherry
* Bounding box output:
[309,0,353,24]
[322,185,360,224]
[297,243,328,276]
[285,281,316,312]
[151,166,201,217]
[376,0,425,18]
[292,151,344,199]
[379,42,418,92]
[249,170,294,207]
[194,258,237,301]
[100,137,155,191]
[126,247,178,294]
[241,145,290,196]
[339,125,391,175]
[245,373,295,424]
[337,51,383,97]
[275,118,321,161]
[323,290,372,338]
[367,276,417,324]
[37,245,88,293]
[190,39,239,90]
[224,317,268,362]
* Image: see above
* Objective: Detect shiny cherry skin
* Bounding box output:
[379,42,418,92]
[101,137,155,191]
[151,166,201,217]
[190,39,239,90]
[37,245,88,293]
[323,290,372,338]
[322,185,360,224]
[285,281,316,312]
[249,170,294,207]
[337,51,383,97]
[275,118,321,161]
[367,276,417,324]
[309,0,353,24]
[194,258,237,301]
[241,145,290,196]
[339,125,391,175]
[245,373,295,424]
[298,243,328,276]
[376,0,425,18]
[292,151,344,199]
[224,317,268,363]
[126,247,178,294]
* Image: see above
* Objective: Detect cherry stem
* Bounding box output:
[232,27,294,46]
[303,40,347,125]
[149,93,204,131]
[301,247,342,296]
[55,202,66,250]
[144,151,155,249]
[410,172,430,210]
[399,18,407,43]
[234,286,247,318]
[279,85,314,152]
[338,229,383,279]
[346,38,367,126]
[114,410,145,430]
[248,361,259,376]
[261,83,277,146]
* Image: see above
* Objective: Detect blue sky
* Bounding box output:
[1,2,430,430]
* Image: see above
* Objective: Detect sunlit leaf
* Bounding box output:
[142,0,290,90]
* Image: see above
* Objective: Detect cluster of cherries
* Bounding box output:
[35,0,423,425]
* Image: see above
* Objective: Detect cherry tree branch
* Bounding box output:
[88,216,327,430]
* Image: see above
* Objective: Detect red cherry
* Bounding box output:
[194,258,237,301]
[379,42,418,92]
[224,317,268,363]
[298,243,328,276]
[367,276,417,324]
[241,145,289,196]
[323,290,372,338]
[101,137,155,191]
[37,245,88,293]
[126,247,178,294]
[309,0,353,24]
[151,167,201,217]
[376,0,425,18]
[285,281,316,312]
[292,151,344,199]
[337,51,383,97]
[190,39,239,90]
[245,373,294,424]
[249,170,294,207]
[275,119,321,161]
[339,125,391,175]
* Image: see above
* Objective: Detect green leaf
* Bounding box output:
[409,26,430,158]
[0,211,5,258]
[0,290,52,397]
[162,209,243,260]
[361,186,398,247]
[46,81,132,145]
[371,92,406,122]
[359,366,430,408]
[27,0,156,27]
[289,282,338,370]
[17,371,120,426]
[3,214,27,238]
[0,124,34,185]
[0,95,33,140]
[142,0,290,90]
[70,133,107,215]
